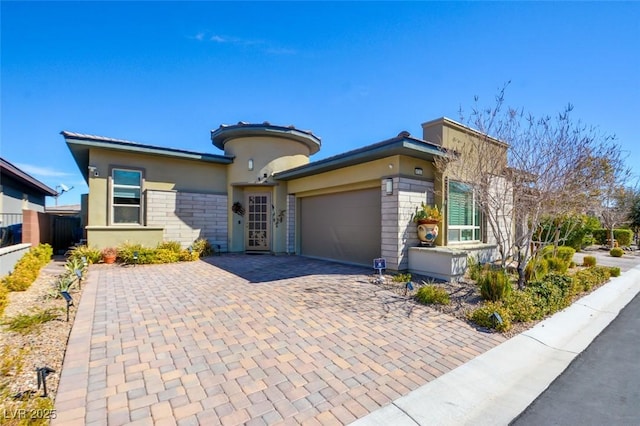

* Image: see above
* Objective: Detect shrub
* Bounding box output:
[2,308,60,334]
[467,256,483,281]
[525,273,574,316]
[505,290,541,322]
[415,285,450,305]
[583,255,597,267]
[68,245,102,264]
[192,238,213,257]
[392,273,412,283]
[573,266,611,292]
[525,258,548,282]
[591,266,611,283]
[0,284,8,317]
[117,244,156,264]
[478,270,512,302]
[157,241,182,252]
[546,257,569,274]
[609,267,621,277]
[593,228,633,246]
[468,301,512,332]
[1,244,52,292]
[179,249,200,262]
[610,247,624,257]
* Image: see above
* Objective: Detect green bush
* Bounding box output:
[392,273,412,283]
[154,248,180,263]
[583,255,597,267]
[546,257,569,274]
[525,273,574,316]
[116,244,155,264]
[573,266,611,292]
[1,244,52,292]
[525,258,548,282]
[505,290,541,322]
[593,229,633,246]
[192,238,213,257]
[467,256,483,281]
[591,266,611,283]
[157,241,182,252]
[415,285,450,305]
[0,284,8,317]
[468,301,512,332]
[609,267,621,277]
[610,247,624,257]
[68,245,102,264]
[478,270,512,302]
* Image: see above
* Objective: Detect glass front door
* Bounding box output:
[246,193,270,251]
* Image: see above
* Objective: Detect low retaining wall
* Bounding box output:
[0,243,31,277]
[408,244,498,282]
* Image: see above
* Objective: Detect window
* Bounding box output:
[112,169,142,224]
[448,181,481,242]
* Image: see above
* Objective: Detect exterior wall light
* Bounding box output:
[385,178,393,195]
[414,167,423,176]
[248,159,254,171]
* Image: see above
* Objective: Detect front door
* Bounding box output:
[246,193,271,251]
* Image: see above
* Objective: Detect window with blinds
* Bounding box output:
[112,169,142,225]
[448,181,481,242]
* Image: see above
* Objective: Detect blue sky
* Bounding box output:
[2,1,639,206]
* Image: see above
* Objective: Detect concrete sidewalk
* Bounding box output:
[353,264,640,426]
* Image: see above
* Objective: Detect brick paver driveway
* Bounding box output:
[53,255,505,425]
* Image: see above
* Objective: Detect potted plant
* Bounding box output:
[413,203,442,224]
[101,247,117,264]
[413,203,442,246]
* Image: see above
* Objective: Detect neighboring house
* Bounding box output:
[0,157,57,247]
[63,118,511,280]
[0,158,58,276]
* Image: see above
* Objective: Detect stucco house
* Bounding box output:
[63,117,509,280]
[1,158,58,276]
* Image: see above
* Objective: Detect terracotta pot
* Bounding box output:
[103,255,116,264]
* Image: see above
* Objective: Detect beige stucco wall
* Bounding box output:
[87,149,227,228]
[86,226,164,248]
[224,136,311,185]
[286,156,401,197]
[423,119,508,246]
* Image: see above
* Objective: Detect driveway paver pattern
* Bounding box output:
[53,255,505,425]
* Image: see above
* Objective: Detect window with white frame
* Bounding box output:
[448,180,481,242]
[111,169,142,225]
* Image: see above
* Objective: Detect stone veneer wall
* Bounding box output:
[381,177,434,270]
[146,190,228,251]
[286,195,296,254]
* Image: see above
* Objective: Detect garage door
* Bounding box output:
[300,188,381,266]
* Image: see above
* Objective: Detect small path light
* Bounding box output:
[404,281,414,296]
[36,367,55,398]
[133,251,139,266]
[61,291,73,322]
[75,269,83,290]
[81,256,88,269]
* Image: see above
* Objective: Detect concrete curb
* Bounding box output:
[352,265,640,426]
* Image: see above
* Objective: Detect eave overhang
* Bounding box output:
[62,131,234,182]
[0,157,57,196]
[274,135,451,181]
[211,123,321,155]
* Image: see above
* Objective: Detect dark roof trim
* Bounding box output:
[211,122,321,154]
[274,134,450,181]
[62,131,234,164]
[0,157,57,196]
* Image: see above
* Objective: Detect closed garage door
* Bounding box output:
[300,188,381,266]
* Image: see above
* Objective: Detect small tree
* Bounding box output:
[440,83,626,288]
